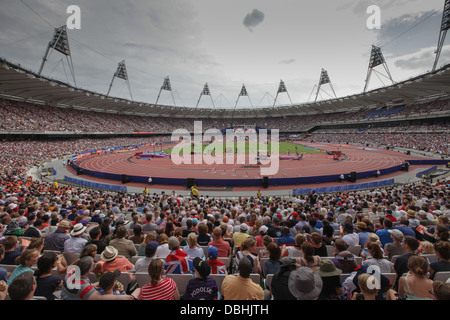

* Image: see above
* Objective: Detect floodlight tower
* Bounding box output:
[155,76,176,106]
[195,83,215,109]
[107,60,133,100]
[314,69,337,103]
[233,84,253,117]
[38,25,76,86]
[272,80,292,107]
[363,45,395,93]
[432,0,450,72]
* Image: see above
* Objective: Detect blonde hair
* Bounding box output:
[241,237,257,251]
[358,273,379,295]
[421,241,435,254]
[187,232,198,247]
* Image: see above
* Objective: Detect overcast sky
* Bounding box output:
[1,0,449,109]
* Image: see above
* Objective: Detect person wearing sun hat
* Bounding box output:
[407,209,420,230]
[43,219,71,252]
[63,223,87,254]
[288,266,323,300]
[316,259,352,300]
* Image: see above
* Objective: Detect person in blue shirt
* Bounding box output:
[277,225,295,246]
[376,218,394,248]
[394,217,416,238]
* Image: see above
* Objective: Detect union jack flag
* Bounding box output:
[164,249,194,274]
[208,259,227,275]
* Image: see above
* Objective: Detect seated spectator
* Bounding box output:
[341,223,359,247]
[384,229,406,260]
[0,236,21,265]
[317,259,352,300]
[134,241,159,273]
[128,225,144,245]
[264,243,281,277]
[60,256,131,300]
[183,257,218,300]
[222,256,264,300]
[7,248,40,285]
[281,233,305,258]
[155,233,170,259]
[183,232,205,259]
[100,246,134,276]
[63,223,88,254]
[269,257,297,300]
[310,232,328,257]
[330,239,349,269]
[206,246,227,275]
[138,258,180,300]
[85,226,107,254]
[234,237,261,275]
[197,223,211,246]
[393,236,420,290]
[33,252,63,300]
[362,241,394,273]
[296,242,322,271]
[43,220,71,253]
[397,256,434,300]
[208,226,231,258]
[164,236,194,275]
[277,226,295,246]
[431,281,450,300]
[353,273,379,300]
[288,266,323,300]
[7,271,36,300]
[0,245,7,282]
[375,218,394,247]
[429,241,450,280]
[108,225,137,261]
[137,232,157,256]
[98,270,140,299]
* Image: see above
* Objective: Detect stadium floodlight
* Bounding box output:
[232,84,253,118]
[272,80,292,107]
[310,69,338,103]
[195,82,215,109]
[106,60,133,100]
[38,25,76,86]
[433,0,450,72]
[363,45,395,92]
[155,76,176,106]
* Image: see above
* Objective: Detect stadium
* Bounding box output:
[0,1,449,304]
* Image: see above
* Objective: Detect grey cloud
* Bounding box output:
[280,59,296,64]
[243,9,265,31]
[394,46,450,70]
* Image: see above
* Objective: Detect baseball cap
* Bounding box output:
[193,257,211,278]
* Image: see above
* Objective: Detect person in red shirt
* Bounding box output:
[384,209,397,223]
[208,227,231,258]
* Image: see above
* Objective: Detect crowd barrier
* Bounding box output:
[64,176,127,192]
[292,178,395,196]
[415,166,438,178]
[71,159,448,188]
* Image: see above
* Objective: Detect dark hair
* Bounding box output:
[434,241,450,260]
[7,271,35,300]
[34,252,57,278]
[301,242,315,264]
[383,219,393,228]
[267,243,281,261]
[403,236,419,251]
[89,226,101,240]
[318,275,342,300]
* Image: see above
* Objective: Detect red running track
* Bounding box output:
[73,141,439,191]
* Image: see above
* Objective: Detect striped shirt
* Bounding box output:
[138,278,177,300]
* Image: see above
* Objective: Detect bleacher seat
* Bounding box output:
[433,271,450,282]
